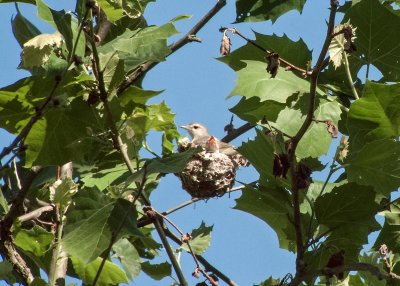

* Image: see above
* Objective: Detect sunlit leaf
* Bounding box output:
[113,238,141,281]
[180,221,213,255]
[11,4,41,47]
[344,0,400,82]
[347,81,400,147]
[70,256,128,285]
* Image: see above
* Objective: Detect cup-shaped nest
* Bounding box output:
[177,138,236,198]
[177,151,236,198]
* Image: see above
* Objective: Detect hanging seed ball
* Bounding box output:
[177,138,236,198]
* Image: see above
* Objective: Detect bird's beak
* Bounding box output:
[180,125,189,130]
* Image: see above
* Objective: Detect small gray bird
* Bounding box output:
[180,122,238,156]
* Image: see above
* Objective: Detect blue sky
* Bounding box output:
[0,0,377,285]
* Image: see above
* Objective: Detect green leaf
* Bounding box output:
[0,260,18,285]
[123,0,156,18]
[113,238,141,281]
[36,0,85,56]
[70,256,128,285]
[255,276,281,286]
[346,139,400,195]
[234,185,296,251]
[141,261,171,280]
[220,32,311,72]
[12,4,41,47]
[97,0,124,22]
[106,22,179,72]
[230,97,285,123]
[14,226,53,257]
[272,96,342,158]
[63,189,140,264]
[147,148,201,174]
[315,183,380,260]
[344,0,400,82]
[358,252,387,286]
[180,221,213,255]
[238,130,274,179]
[235,0,306,23]
[24,97,102,167]
[228,61,315,103]
[126,101,180,155]
[316,183,379,228]
[347,81,400,147]
[81,164,130,191]
[119,86,162,107]
[374,202,400,253]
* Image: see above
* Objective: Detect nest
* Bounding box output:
[177,138,237,198]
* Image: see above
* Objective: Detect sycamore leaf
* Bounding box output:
[113,238,141,281]
[220,32,311,72]
[229,61,312,103]
[24,98,102,167]
[347,81,400,148]
[346,139,400,195]
[234,185,296,251]
[329,22,356,69]
[14,226,53,258]
[180,222,213,255]
[141,261,171,280]
[11,4,41,47]
[62,189,140,264]
[374,202,400,253]
[235,0,306,23]
[21,32,63,69]
[344,0,400,82]
[70,256,128,285]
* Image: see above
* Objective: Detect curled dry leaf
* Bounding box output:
[325,120,338,138]
[326,250,345,280]
[273,153,290,178]
[266,53,280,78]
[379,244,389,258]
[338,136,349,162]
[220,31,231,56]
[329,21,357,69]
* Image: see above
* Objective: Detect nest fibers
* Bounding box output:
[177,138,246,198]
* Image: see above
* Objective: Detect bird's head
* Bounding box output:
[180,122,210,139]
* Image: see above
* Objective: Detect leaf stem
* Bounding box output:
[343,52,359,99]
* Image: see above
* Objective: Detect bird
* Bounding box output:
[180,122,238,156]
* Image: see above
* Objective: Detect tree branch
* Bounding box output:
[154,218,188,286]
[18,205,54,222]
[289,1,339,285]
[221,122,255,143]
[116,0,227,95]
[0,166,42,284]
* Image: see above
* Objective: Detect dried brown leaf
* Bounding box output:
[273,153,290,178]
[338,136,349,162]
[266,53,280,78]
[325,120,338,138]
[220,33,231,56]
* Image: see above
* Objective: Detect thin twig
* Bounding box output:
[116,0,227,95]
[164,228,238,286]
[343,52,359,99]
[18,205,55,222]
[137,185,245,228]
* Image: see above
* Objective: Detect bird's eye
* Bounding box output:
[193,125,199,129]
